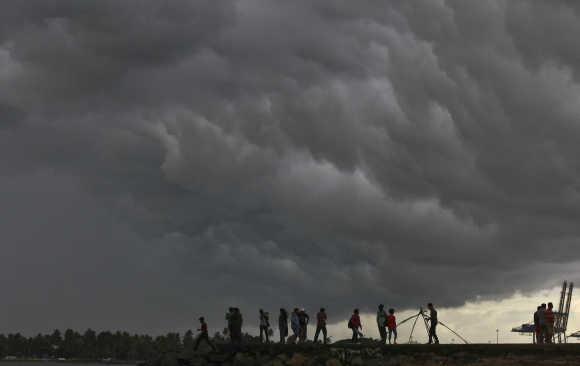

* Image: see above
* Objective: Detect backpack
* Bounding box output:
[347,318,353,329]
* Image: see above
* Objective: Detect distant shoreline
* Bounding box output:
[0,360,135,365]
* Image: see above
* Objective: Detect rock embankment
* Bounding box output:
[151,343,580,366]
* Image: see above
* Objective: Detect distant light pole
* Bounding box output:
[496,329,499,344]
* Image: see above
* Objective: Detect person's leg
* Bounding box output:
[204,335,216,351]
[387,328,392,344]
[393,328,398,344]
[433,324,439,343]
[194,333,207,351]
[322,326,327,344]
[260,326,264,343]
[351,329,356,342]
[265,327,269,343]
[314,326,320,343]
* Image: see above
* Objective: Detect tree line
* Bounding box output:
[0,329,235,361]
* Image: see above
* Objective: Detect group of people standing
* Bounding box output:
[279,308,318,344]
[375,305,398,344]
[191,302,441,349]
[533,302,555,344]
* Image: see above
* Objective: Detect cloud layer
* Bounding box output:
[1,0,580,333]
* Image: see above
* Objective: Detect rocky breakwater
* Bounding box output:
[150,342,580,366]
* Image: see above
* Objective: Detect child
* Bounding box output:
[387,308,397,344]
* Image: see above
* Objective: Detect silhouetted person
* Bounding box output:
[427,303,439,344]
[538,303,546,344]
[230,308,243,345]
[376,304,387,344]
[349,309,362,343]
[194,317,216,351]
[259,309,270,343]
[298,309,310,342]
[387,308,397,344]
[545,302,555,344]
[279,308,288,344]
[226,307,234,343]
[314,308,328,344]
[533,306,541,344]
[290,308,300,343]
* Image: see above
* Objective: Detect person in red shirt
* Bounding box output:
[348,309,362,343]
[194,317,216,351]
[314,308,328,344]
[387,308,397,344]
[545,302,555,344]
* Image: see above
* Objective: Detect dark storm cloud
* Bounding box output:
[1,0,580,333]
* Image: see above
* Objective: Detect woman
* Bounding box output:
[349,308,362,343]
[279,308,289,344]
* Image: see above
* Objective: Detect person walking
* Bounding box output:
[278,308,289,344]
[349,309,362,343]
[427,303,439,344]
[538,303,546,344]
[194,317,216,351]
[290,308,300,344]
[387,308,397,344]
[376,304,387,344]
[314,308,328,344]
[533,306,541,344]
[545,302,555,344]
[259,309,270,343]
[298,309,310,342]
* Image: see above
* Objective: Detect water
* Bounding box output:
[0,363,134,366]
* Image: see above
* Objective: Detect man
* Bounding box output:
[314,308,328,344]
[230,308,243,345]
[298,309,310,342]
[259,309,270,343]
[226,307,234,343]
[194,317,216,352]
[290,308,300,344]
[427,303,439,344]
[538,303,546,344]
[533,306,541,344]
[278,308,289,344]
[545,303,555,344]
[376,304,387,344]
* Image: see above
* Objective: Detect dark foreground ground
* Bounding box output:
[151,342,580,366]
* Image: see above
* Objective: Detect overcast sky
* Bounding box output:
[1,0,580,339]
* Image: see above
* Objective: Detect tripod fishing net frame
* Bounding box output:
[397,307,469,344]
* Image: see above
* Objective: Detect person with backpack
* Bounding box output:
[348,309,362,343]
[387,308,397,344]
[376,304,387,344]
[298,309,310,342]
[259,309,270,343]
[314,308,328,344]
[279,308,289,344]
[194,317,216,351]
